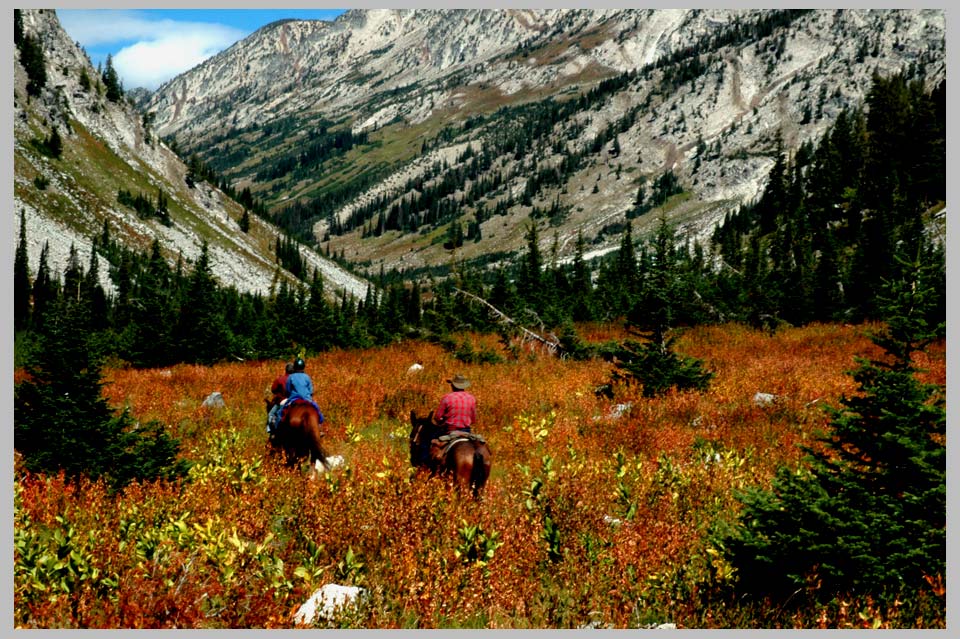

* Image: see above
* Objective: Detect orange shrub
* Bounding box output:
[14,323,945,628]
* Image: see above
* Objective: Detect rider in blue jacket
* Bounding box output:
[286,358,313,402]
[281,357,324,423]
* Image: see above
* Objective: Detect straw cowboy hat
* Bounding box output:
[447,374,471,390]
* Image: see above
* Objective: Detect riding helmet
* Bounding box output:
[294,357,306,371]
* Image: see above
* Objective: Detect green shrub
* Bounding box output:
[610,335,713,397]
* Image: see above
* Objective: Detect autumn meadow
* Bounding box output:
[13,322,947,628]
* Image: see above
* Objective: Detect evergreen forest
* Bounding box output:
[14,72,945,368]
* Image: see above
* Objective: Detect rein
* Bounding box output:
[412,421,426,444]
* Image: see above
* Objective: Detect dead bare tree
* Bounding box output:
[452,287,563,357]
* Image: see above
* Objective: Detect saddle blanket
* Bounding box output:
[437,431,486,444]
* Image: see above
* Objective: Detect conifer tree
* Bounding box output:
[15,293,189,489]
[756,137,788,235]
[405,280,423,327]
[18,33,47,97]
[102,53,123,102]
[45,126,63,159]
[156,188,170,225]
[304,271,336,351]
[570,230,594,321]
[62,244,83,303]
[14,211,31,331]
[14,9,23,47]
[517,223,543,311]
[83,249,109,331]
[31,242,56,331]
[125,239,176,367]
[111,251,134,330]
[616,223,639,301]
[489,267,521,320]
[721,255,945,601]
[175,241,232,364]
[614,217,713,397]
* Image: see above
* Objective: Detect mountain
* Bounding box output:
[13,9,370,300]
[143,8,945,279]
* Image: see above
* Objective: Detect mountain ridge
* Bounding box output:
[15,9,946,296]
[13,9,370,300]
[142,9,944,281]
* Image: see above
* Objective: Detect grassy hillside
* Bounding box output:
[13,322,946,628]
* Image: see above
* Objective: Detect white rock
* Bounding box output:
[752,392,777,407]
[293,584,367,626]
[201,391,225,409]
[607,402,632,419]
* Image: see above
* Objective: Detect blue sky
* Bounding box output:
[58,9,346,91]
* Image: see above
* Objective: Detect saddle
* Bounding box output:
[428,430,486,465]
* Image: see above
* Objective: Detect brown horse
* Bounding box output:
[410,409,492,499]
[268,400,330,480]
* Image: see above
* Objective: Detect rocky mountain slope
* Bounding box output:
[13,9,370,299]
[143,8,945,280]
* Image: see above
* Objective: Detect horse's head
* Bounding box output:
[409,409,434,446]
[410,410,435,466]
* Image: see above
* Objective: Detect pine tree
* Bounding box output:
[102,53,123,102]
[124,239,176,368]
[46,126,63,159]
[175,241,233,364]
[517,223,543,311]
[31,242,57,331]
[406,280,423,327]
[756,137,788,235]
[18,33,47,98]
[111,251,134,330]
[628,217,675,342]
[722,254,945,601]
[15,293,189,489]
[614,217,713,397]
[304,271,336,351]
[62,244,83,303]
[616,223,639,301]
[570,230,594,321]
[83,249,109,331]
[78,67,91,92]
[156,188,170,225]
[14,211,31,331]
[14,9,23,47]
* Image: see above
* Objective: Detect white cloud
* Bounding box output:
[59,10,166,47]
[113,27,243,90]
[59,10,245,91]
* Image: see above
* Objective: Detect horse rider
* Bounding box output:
[433,373,477,434]
[426,373,480,466]
[267,361,294,436]
[279,357,324,424]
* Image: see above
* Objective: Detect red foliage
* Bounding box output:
[14,323,945,628]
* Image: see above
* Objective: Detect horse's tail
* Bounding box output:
[470,445,487,496]
[308,410,328,468]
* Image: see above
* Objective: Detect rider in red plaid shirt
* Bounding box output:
[433,374,477,433]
